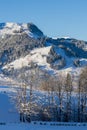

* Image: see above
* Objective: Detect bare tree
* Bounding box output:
[64,73,73,122]
[78,67,87,122]
[14,61,40,122]
[53,75,65,122]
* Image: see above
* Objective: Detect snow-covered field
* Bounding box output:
[0,122,87,130]
[0,76,87,130]
[0,82,19,123]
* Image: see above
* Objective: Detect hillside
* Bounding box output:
[0,22,86,79]
[0,22,87,129]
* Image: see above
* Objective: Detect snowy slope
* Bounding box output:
[0,22,87,77]
[3,46,53,72]
[0,22,87,130]
[0,22,43,38]
[0,23,27,35]
[2,45,87,77]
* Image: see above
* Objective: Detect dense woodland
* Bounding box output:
[11,65,87,123]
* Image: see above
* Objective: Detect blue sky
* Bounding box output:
[0,0,87,40]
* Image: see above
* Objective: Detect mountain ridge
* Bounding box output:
[0,22,87,77]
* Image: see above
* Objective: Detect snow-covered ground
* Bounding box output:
[0,76,19,123]
[0,22,38,38]
[1,41,87,129]
[3,46,54,73]
[3,46,86,77]
[0,92,19,123]
[3,46,51,69]
[0,71,87,129]
[0,122,87,130]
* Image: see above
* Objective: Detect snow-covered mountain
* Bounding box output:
[0,22,87,77]
[0,22,44,38]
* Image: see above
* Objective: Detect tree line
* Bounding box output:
[12,65,87,123]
